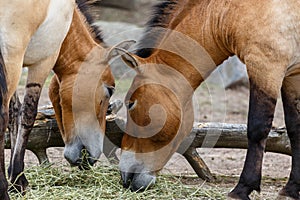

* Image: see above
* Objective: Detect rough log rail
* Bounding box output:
[4,106,290,182]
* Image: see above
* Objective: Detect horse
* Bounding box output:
[48,0,134,170]
[0,0,134,198]
[117,0,300,199]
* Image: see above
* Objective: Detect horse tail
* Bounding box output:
[0,49,8,130]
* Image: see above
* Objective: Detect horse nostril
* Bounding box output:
[66,157,82,167]
[121,171,134,188]
[64,151,82,167]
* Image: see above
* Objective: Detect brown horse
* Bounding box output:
[48,1,134,170]
[118,0,300,199]
[0,0,133,199]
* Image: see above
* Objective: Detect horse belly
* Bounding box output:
[24,0,75,66]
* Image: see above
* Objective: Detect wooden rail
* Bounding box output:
[4,106,291,182]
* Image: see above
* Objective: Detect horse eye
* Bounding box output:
[125,100,137,111]
[105,86,115,98]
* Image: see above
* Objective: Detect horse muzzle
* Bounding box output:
[121,171,156,192]
[63,136,101,169]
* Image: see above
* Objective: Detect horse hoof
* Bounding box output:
[0,190,10,200]
[228,190,251,200]
[9,174,28,195]
[276,195,297,200]
[0,192,10,200]
[228,191,243,199]
[276,188,300,200]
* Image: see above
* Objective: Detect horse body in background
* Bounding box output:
[119,0,300,199]
[0,0,132,198]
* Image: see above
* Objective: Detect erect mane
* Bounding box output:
[76,0,105,45]
[136,0,201,58]
[135,0,179,58]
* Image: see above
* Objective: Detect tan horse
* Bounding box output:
[0,0,133,199]
[118,0,300,199]
[48,1,133,170]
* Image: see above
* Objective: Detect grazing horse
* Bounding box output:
[0,0,133,199]
[118,0,300,199]
[48,0,134,169]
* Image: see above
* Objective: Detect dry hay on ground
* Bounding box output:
[7,162,286,200]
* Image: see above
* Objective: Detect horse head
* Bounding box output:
[49,40,136,168]
[117,49,195,191]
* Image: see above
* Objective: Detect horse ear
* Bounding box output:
[113,40,136,51]
[107,47,139,70]
[105,40,136,62]
[120,50,139,70]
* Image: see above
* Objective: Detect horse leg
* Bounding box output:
[229,57,285,200]
[0,106,9,200]
[7,92,21,174]
[279,74,300,199]
[9,53,59,194]
[0,49,10,200]
[229,83,277,199]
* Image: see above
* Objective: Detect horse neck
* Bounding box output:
[167,0,234,61]
[54,8,98,80]
[150,0,234,90]
[148,50,203,90]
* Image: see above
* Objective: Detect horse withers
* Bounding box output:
[118,0,300,199]
[0,0,134,198]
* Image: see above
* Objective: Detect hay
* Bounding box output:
[8,163,228,200]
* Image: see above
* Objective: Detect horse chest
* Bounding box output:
[24,0,74,66]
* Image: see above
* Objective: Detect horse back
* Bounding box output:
[221,0,300,63]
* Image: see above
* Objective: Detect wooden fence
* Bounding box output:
[4,106,290,182]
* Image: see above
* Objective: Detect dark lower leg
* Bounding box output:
[229,140,266,199]
[279,85,300,199]
[280,141,300,199]
[0,108,10,200]
[229,83,276,199]
[0,135,10,200]
[8,92,21,175]
[9,84,41,194]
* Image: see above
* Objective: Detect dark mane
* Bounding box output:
[76,0,104,44]
[135,0,179,58]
